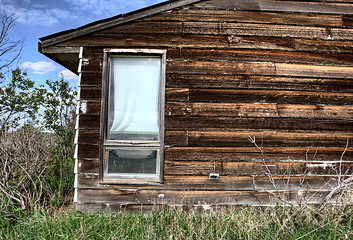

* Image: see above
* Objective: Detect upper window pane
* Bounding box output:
[107,56,161,141]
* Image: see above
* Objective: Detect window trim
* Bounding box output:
[99,49,166,184]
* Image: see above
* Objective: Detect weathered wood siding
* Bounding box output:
[61,0,353,211]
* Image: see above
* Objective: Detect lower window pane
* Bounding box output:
[107,149,157,175]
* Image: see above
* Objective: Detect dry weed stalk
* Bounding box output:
[248,135,293,205]
[248,136,353,238]
[248,136,353,207]
[0,126,53,210]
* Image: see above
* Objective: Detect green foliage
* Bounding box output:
[1,206,353,239]
[0,68,45,134]
[42,78,77,145]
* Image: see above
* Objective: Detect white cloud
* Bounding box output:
[22,61,57,75]
[0,0,166,27]
[0,0,76,26]
[60,69,78,81]
[65,0,163,19]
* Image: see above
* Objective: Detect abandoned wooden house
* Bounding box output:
[39,0,353,211]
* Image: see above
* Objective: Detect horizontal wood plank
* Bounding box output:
[80,73,102,86]
[58,32,353,54]
[182,21,330,39]
[166,88,189,101]
[168,60,353,79]
[166,102,353,119]
[77,188,329,205]
[80,86,101,100]
[164,160,353,176]
[78,159,99,174]
[276,63,353,79]
[165,116,353,132]
[166,74,353,92]
[259,0,353,15]
[168,60,276,75]
[87,21,353,41]
[167,48,353,66]
[78,115,100,129]
[165,88,353,105]
[78,144,100,159]
[147,9,343,27]
[193,0,353,15]
[165,147,353,161]
[77,129,100,145]
[294,38,353,53]
[165,131,353,147]
[80,58,102,73]
[77,174,339,191]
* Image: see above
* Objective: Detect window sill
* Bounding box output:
[99,178,163,186]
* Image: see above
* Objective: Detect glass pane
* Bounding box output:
[107,149,157,175]
[107,56,161,141]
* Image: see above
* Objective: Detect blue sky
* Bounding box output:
[1,0,165,87]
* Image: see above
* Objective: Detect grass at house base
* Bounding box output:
[1,205,353,240]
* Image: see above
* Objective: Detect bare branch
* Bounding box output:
[0,11,24,71]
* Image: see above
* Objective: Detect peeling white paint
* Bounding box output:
[82,59,89,65]
[307,162,335,170]
[202,205,212,211]
[81,101,87,114]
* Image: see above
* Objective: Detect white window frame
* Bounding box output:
[99,49,166,184]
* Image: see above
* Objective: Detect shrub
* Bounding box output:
[0,124,75,212]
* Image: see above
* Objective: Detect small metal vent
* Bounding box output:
[209,173,220,180]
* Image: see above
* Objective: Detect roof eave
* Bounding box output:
[39,0,204,48]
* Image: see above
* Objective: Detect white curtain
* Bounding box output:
[109,56,160,136]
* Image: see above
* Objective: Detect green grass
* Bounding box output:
[1,206,353,240]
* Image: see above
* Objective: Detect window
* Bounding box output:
[100,49,166,184]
